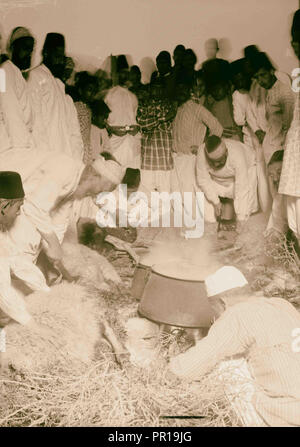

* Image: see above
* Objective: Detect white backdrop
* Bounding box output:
[0,0,298,82]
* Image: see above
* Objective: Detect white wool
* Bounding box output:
[61,242,122,289]
[5,283,102,373]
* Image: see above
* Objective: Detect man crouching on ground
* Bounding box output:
[168,266,300,427]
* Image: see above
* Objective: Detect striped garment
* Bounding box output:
[205,94,242,141]
[137,99,176,171]
[172,99,223,154]
[169,297,300,427]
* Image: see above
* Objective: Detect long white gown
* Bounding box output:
[104,86,141,168]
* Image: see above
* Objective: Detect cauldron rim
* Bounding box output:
[151,262,206,283]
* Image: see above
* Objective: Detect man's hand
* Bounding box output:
[255,130,266,145]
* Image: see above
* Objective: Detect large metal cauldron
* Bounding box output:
[136,261,217,328]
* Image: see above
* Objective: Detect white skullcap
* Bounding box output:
[205,266,248,297]
[92,157,125,185]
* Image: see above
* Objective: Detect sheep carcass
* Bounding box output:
[4,282,125,373]
[61,242,122,290]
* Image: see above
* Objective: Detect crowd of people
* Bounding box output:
[0,7,299,427]
[1,19,299,240]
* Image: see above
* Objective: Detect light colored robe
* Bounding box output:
[232,90,268,213]
[196,139,256,221]
[27,64,84,160]
[22,153,85,243]
[0,210,49,325]
[104,86,141,168]
[0,60,34,152]
[0,148,84,243]
[169,297,300,427]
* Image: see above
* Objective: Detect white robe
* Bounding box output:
[0,149,85,243]
[104,86,141,168]
[196,139,257,222]
[0,60,34,152]
[0,210,49,325]
[27,64,84,160]
[0,96,11,153]
[22,153,85,243]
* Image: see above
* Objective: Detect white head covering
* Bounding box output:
[7,27,33,54]
[92,157,125,185]
[205,266,248,297]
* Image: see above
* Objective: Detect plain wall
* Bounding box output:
[0,0,298,82]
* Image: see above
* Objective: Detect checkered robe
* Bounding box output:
[75,101,92,164]
[137,99,176,171]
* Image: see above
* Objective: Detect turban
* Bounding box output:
[7,26,33,52]
[205,266,248,297]
[0,172,25,200]
[42,32,65,54]
[92,157,125,185]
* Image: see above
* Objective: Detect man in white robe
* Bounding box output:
[0,172,49,328]
[27,33,84,159]
[278,9,300,249]
[196,136,256,227]
[104,85,141,169]
[251,53,295,166]
[1,27,35,153]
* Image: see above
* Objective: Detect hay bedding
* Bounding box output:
[1,214,299,426]
[0,346,241,427]
[0,259,241,427]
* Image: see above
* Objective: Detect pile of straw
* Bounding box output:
[2,216,297,427]
[264,232,300,275]
[0,277,242,427]
[0,345,241,427]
